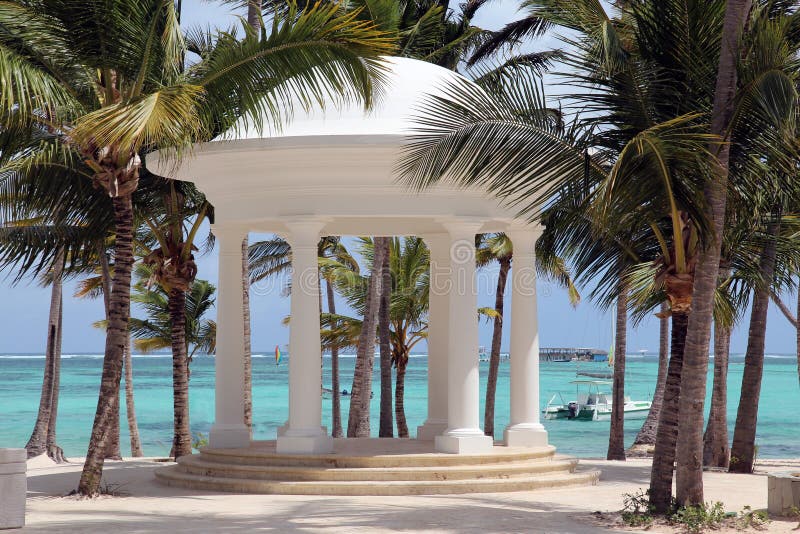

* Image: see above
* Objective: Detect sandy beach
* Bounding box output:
[19,455,800,533]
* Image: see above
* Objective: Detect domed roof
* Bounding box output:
[218,56,469,140]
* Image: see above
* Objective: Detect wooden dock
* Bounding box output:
[539,348,608,362]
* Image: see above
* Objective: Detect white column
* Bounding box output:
[416,233,449,441]
[435,220,493,454]
[209,224,251,448]
[276,218,333,454]
[504,226,548,447]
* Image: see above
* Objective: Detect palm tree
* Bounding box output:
[476,233,511,439]
[0,214,115,462]
[607,278,628,461]
[75,239,144,457]
[703,276,732,469]
[629,303,669,454]
[324,237,430,438]
[138,177,210,458]
[729,206,785,473]
[0,0,391,494]
[128,265,216,360]
[347,240,386,437]
[23,249,65,461]
[398,0,798,509]
[376,237,393,438]
[675,1,799,505]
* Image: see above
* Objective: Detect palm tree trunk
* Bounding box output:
[326,280,343,438]
[47,296,66,463]
[104,395,122,460]
[607,281,628,461]
[703,318,731,468]
[395,351,409,438]
[242,237,252,431]
[729,218,779,473]
[484,257,509,438]
[797,288,799,387]
[675,0,752,507]
[79,194,136,496]
[169,288,193,458]
[377,237,393,438]
[247,0,260,30]
[25,249,64,458]
[124,330,143,457]
[631,303,670,451]
[649,311,689,514]
[347,240,384,437]
[97,242,121,461]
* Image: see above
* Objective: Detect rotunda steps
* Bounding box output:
[155,444,600,495]
[173,454,580,482]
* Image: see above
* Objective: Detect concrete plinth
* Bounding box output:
[0,448,26,530]
[209,424,251,449]
[417,420,448,441]
[768,472,800,517]
[504,424,548,447]
[277,434,333,454]
[435,431,493,454]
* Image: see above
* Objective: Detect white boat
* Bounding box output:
[543,380,652,421]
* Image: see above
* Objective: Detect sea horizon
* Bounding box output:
[2,354,798,460]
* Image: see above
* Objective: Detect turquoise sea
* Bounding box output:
[0,353,798,459]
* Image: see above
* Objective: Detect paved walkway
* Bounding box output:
[21,456,800,533]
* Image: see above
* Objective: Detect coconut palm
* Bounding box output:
[128,264,217,359]
[629,303,669,455]
[676,2,800,503]
[475,233,512,439]
[322,237,430,437]
[257,0,490,69]
[74,236,146,457]
[0,0,391,494]
[137,177,211,458]
[0,184,114,462]
[398,0,800,508]
[376,237,393,438]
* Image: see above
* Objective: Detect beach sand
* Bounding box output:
[20,456,800,533]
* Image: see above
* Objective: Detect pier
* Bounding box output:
[539,348,608,363]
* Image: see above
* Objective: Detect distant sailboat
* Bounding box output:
[275,345,281,366]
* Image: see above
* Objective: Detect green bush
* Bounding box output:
[192,432,208,450]
[621,489,655,528]
[669,501,725,533]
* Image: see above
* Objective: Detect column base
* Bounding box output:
[277,430,333,454]
[209,423,251,449]
[504,423,548,447]
[435,430,493,454]
[416,419,448,441]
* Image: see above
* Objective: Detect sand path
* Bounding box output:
[19,456,800,533]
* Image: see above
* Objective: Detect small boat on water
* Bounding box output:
[543,379,652,421]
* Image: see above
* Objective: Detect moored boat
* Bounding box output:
[543,379,652,421]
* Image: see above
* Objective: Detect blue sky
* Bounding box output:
[0,1,797,355]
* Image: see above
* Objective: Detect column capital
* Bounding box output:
[506,224,543,256]
[210,223,250,238]
[420,233,450,255]
[438,217,485,239]
[285,217,330,247]
[211,224,250,255]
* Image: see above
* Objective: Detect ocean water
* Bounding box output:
[0,353,797,459]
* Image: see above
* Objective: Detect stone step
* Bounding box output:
[175,455,579,482]
[197,444,557,468]
[155,466,601,495]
